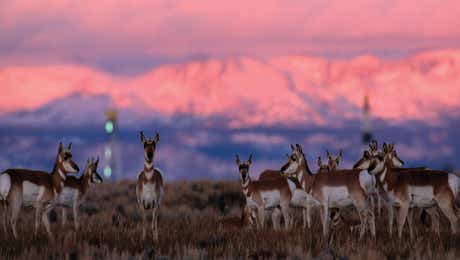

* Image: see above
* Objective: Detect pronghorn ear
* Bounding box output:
[296,144,303,154]
[382,142,389,153]
[58,142,63,153]
[338,149,343,158]
[140,131,146,143]
[87,158,91,164]
[248,154,253,165]
[326,150,332,159]
[290,144,295,151]
[95,157,100,166]
[363,150,370,158]
[154,131,160,143]
[68,142,72,150]
[235,155,241,165]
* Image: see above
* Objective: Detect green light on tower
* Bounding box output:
[105,121,114,134]
[103,166,112,178]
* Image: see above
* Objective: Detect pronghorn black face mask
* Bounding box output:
[140,131,160,162]
[58,142,80,174]
[236,154,252,183]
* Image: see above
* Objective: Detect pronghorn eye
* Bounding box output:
[291,155,296,161]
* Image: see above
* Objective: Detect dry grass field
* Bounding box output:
[1,180,460,259]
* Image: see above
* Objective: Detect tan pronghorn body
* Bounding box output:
[58,158,103,230]
[355,142,443,237]
[236,154,292,229]
[280,144,375,238]
[0,143,79,239]
[136,131,164,242]
[355,144,460,238]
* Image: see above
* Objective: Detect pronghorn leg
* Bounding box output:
[151,206,158,242]
[281,204,290,230]
[306,203,312,229]
[257,207,266,230]
[72,203,79,230]
[1,201,6,235]
[388,205,394,236]
[41,205,53,240]
[302,208,307,229]
[369,208,376,238]
[377,196,382,216]
[397,203,409,239]
[435,194,458,235]
[34,204,42,236]
[140,207,147,240]
[271,208,281,230]
[61,208,67,227]
[407,209,415,240]
[425,207,440,236]
[320,204,329,237]
[9,193,21,239]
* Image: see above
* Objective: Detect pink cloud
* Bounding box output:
[1,50,460,127]
[1,0,459,65]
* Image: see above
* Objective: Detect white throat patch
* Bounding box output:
[58,168,66,180]
[144,161,154,170]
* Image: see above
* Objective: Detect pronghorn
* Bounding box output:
[136,131,164,242]
[235,154,291,229]
[0,142,79,239]
[353,143,460,238]
[280,144,376,238]
[58,157,103,230]
[355,142,441,237]
[317,157,330,173]
[326,149,343,171]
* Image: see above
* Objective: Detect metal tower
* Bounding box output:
[104,109,122,180]
[361,94,373,144]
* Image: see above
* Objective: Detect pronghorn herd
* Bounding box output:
[0,131,459,245]
[235,140,460,240]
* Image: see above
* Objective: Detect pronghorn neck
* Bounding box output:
[299,155,314,191]
[51,157,66,193]
[241,176,251,196]
[80,166,92,194]
[144,160,154,172]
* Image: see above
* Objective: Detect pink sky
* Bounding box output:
[1,0,459,67]
[1,1,460,126]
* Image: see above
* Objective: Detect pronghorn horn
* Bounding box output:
[290,144,295,151]
[317,156,322,167]
[154,131,160,143]
[248,154,253,164]
[95,157,100,165]
[58,142,63,152]
[382,142,388,153]
[326,150,332,159]
[338,149,343,158]
[140,131,146,143]
[235,154,241,165]
[296,144,303,154]
[68,142,72,150]
[87,158,90,164]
